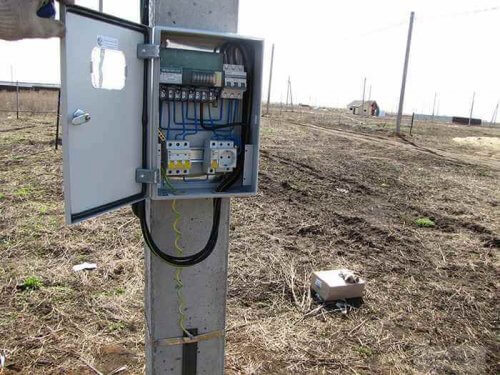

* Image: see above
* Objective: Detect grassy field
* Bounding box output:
[0,90,59,115]
[0,109,498,374]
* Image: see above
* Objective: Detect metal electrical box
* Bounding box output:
[60,5,263,224]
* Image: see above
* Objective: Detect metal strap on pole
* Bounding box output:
[156,330,224,347]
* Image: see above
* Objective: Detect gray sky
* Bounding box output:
[0,0,499,119]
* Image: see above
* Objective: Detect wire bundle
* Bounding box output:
[135,198,221,268]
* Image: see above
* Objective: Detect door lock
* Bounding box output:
[72,109,91,125]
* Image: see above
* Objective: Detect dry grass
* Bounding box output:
[0,90,59,114]
[0,110,498,374]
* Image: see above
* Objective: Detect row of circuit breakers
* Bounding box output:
[158,48,247,179]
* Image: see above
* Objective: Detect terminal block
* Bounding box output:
[160,86,220,103]
[203,140,238,175]
[166,141,192,176]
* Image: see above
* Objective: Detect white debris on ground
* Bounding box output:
[72,263,98,272]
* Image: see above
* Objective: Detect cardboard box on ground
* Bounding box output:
[311,269,366,302]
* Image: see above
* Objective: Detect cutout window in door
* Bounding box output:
[91,47,127,90]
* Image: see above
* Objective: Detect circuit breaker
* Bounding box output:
[60,5,263,223]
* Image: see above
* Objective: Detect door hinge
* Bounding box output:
[137,44,160,59]
[136,168,160,184]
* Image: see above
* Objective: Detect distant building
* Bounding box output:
[452,116,482,126]
[414,114,453,123]
[0,81,59,93]
[347,100,380,116]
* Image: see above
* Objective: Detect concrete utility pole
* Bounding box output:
[266,43,275,116]
[98,0,103,12]
[396,11,415,134]
[286,76,294,111]
[143,0,238,374]
[285,77,290,110]
[16,81,20,119]
[361,77,366,116]
[468,91,476,126]
[431,92,437,122]
[368,84,372,102]
[491,102,498,125]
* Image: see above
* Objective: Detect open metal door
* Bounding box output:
[60,6,149,224]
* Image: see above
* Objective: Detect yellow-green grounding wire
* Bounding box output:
[171,200,193,338]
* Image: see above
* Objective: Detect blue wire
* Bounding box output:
[186,99,225,122]
[233,100,239,124]
[210,100,225,122]
[208,103,215,127]
[174,101,187,140]
[208,103,221,139]
[161,98,240,142]
[222,100,235,137]
[182,102,198,140]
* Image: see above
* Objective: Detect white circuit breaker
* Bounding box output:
[166,141,192,176]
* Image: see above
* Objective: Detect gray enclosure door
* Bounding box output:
[61,6,148,224]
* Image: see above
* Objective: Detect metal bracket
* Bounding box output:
[155,330,224,347]
[137,44,160,59]
[136,168,160,184]
[242,144,254,186]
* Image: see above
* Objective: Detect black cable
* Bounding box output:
[140,0,149,26]
[134,199,222,267]
[199,103,247,130]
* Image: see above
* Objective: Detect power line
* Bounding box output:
[417,6,500,23]
[344,20,407,40]
[442,6,500,17]
[346,5,499,41]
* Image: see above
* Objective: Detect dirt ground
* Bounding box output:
[0,109,498,374]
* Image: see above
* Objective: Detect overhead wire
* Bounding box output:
[343,5,499,41]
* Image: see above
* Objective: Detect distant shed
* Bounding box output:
[452,116,482,126]
[347,100,380,116]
